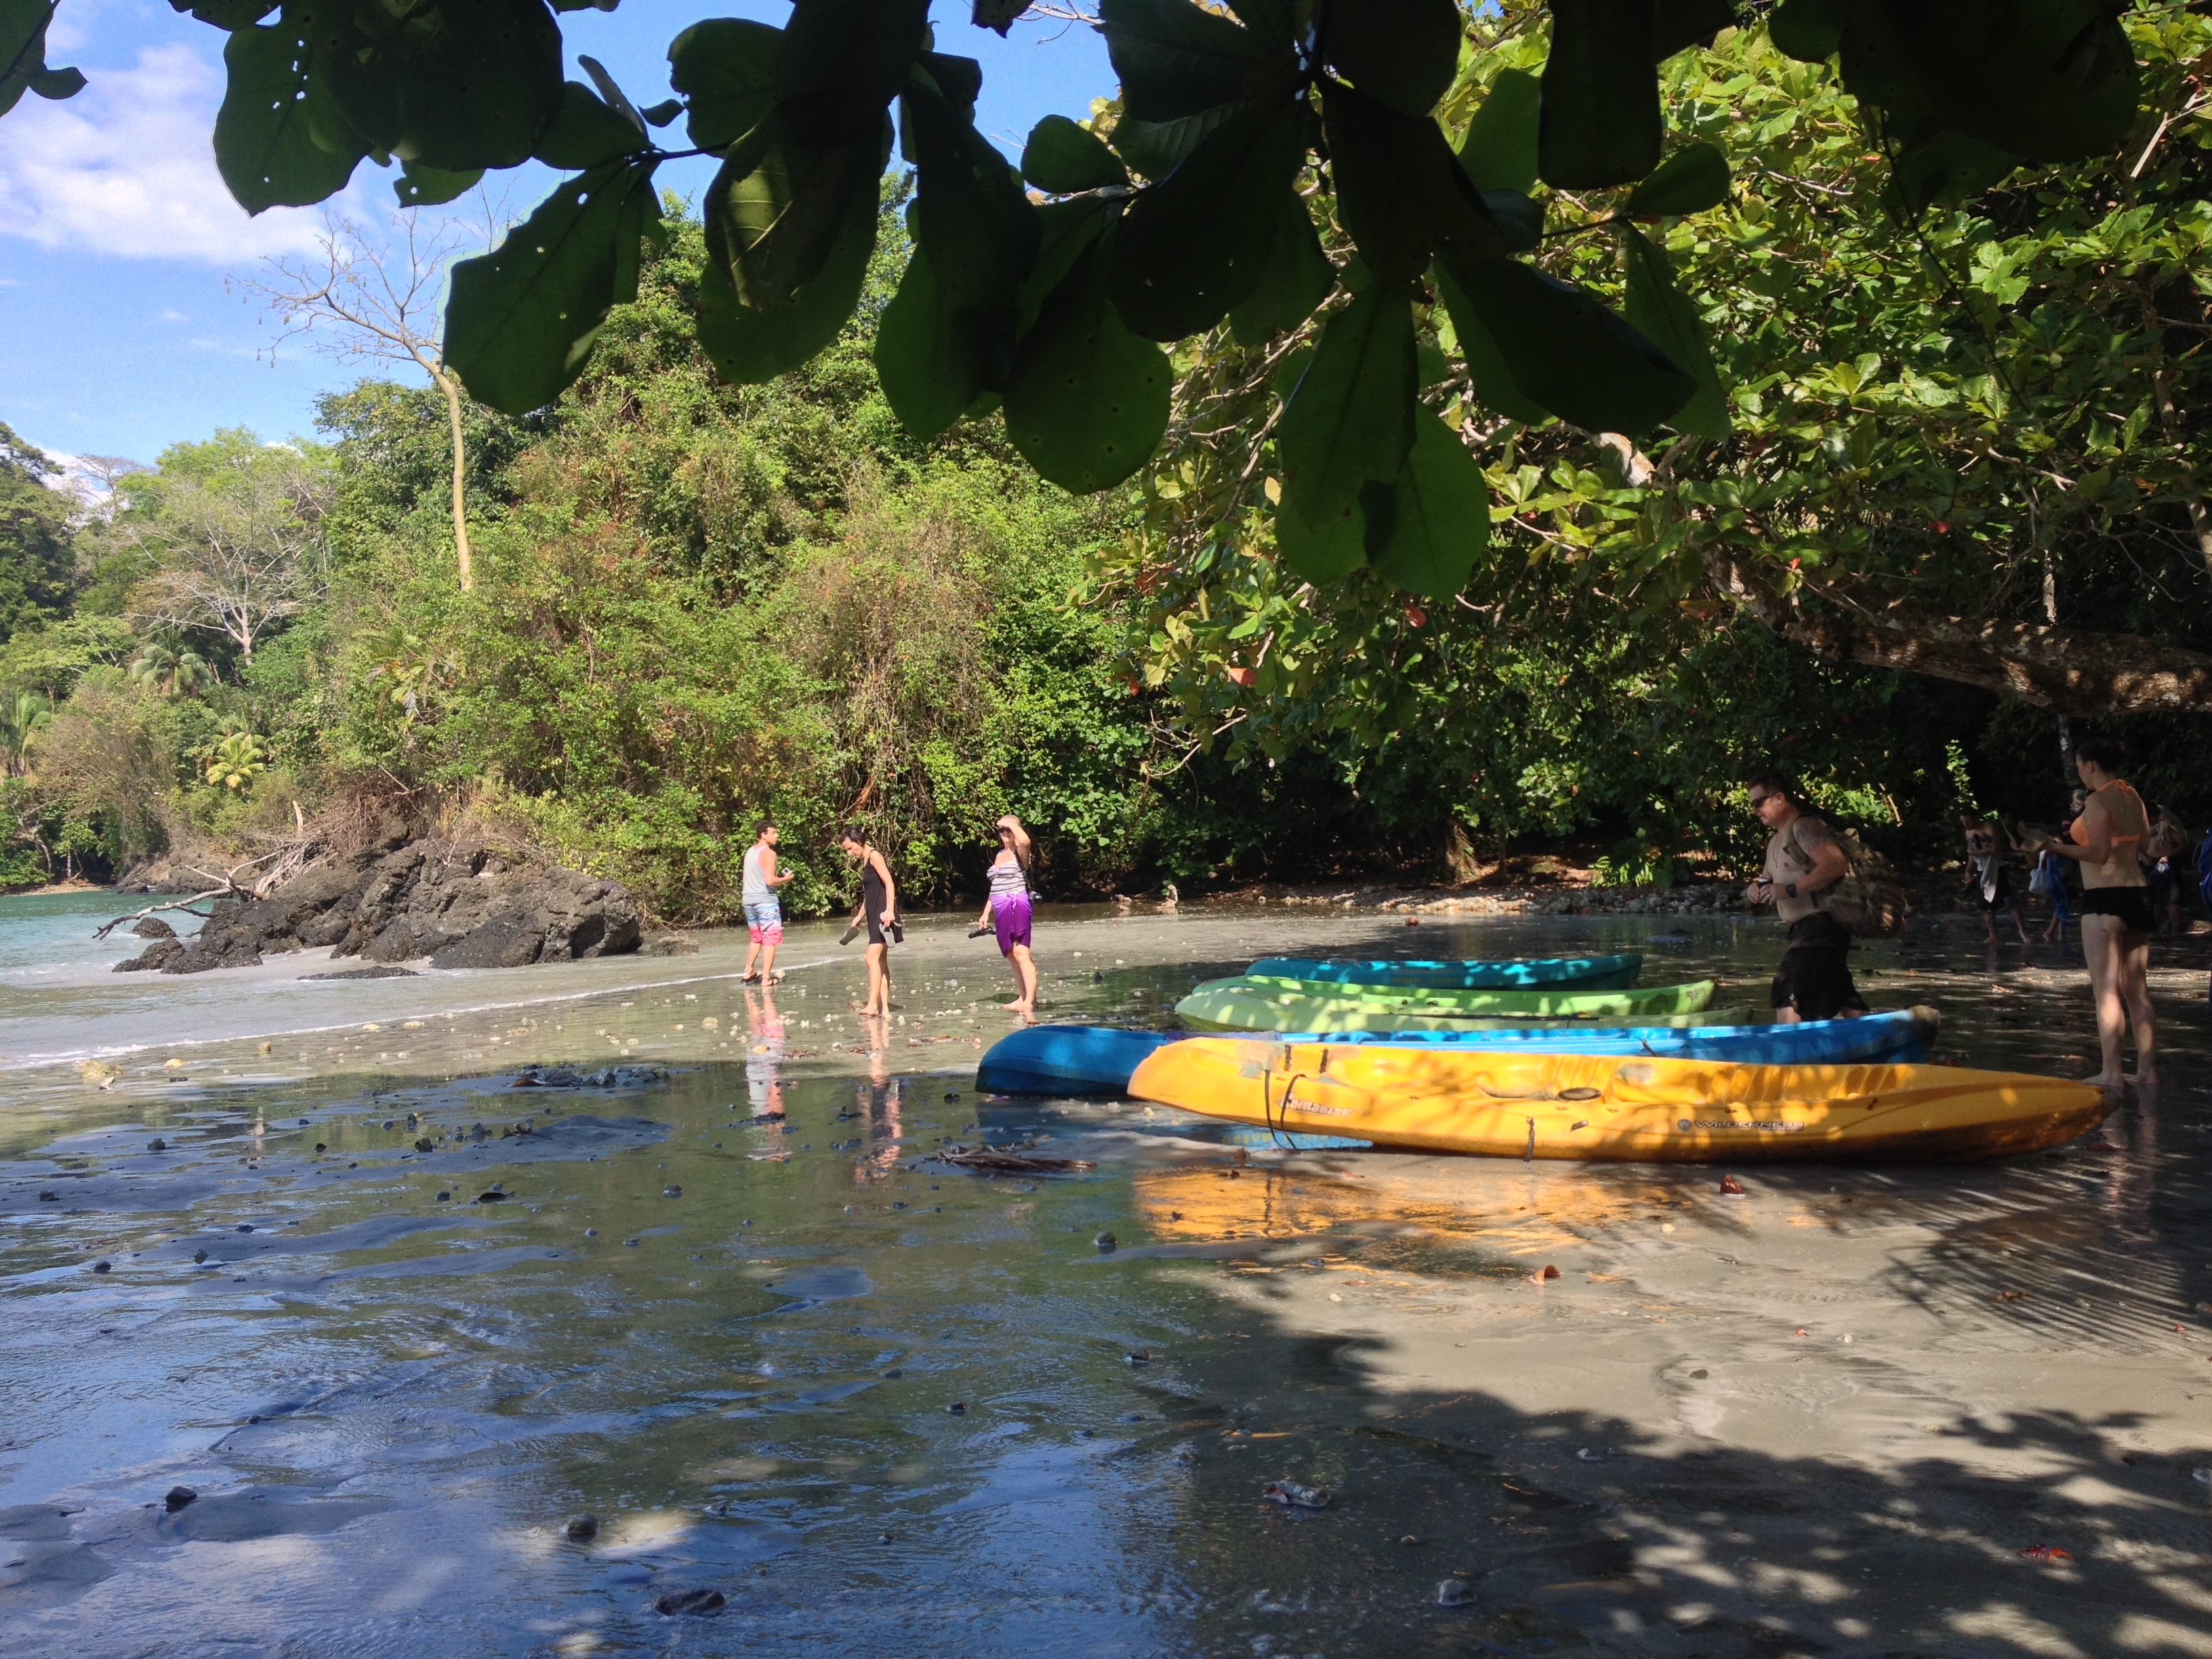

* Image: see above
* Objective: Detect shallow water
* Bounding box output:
[2,903,2209,1657]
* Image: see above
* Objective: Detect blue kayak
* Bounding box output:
[975,1026,1181,1095]
[1248,952,1643,991]
[975,1008,1940,1097]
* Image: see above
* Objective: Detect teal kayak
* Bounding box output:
[1248,952,1643,991]
[1181,975,1720,1031]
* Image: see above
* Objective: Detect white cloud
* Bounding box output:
[157,306,188,321]
[0,43,347,262]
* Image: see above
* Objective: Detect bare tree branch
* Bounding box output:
[233,204,504,592]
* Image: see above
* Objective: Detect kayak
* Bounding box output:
[1248,952,1643,991]
[1178,975,1719,1031]
[1183,994,1751,1036]
[975,1008,1937,1097]
[1126,1040,2108,1163]
[975,1025,1179,1095]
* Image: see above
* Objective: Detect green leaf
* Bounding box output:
[1108,97,1301,340]
[1884,126,2020,214]
[1326,83,1501,283]
[165,0,280,28]
[445,156,661,415]
[706,110,890,309]
[1619,226,1728,436]
[1439,252,1692,434]
[908,79,1040,312]
[699,162,880,384]
[1110,102,1242,180]
[1483,189,1542,253]
[1539,0,1664,190]
[213,17,367,213]
[534,81,650,171]
[1624,141,1729,216]
[920,52,982,116]
[972,0,1024,36]
[1099,0,1274,124]
[639,98,681,127]
[668,17,780,152]
[1229,190,1334,345]
[317,0,564,173]
[1320,0,1462,117]
[1433,259,1550,424]
[1275,282,1417,517]
[1652,0,1736,60]
[1275,490,1368,583]
[1004,237,1173,493]
[28,64,82,99]
[1022,114,1128,193]
[1456,66,1540,194]
[876,243,999,439]
[1841,1,2137,165]
[394,159,482,207]
[1016,197,1112,336]
[1767,0,1841,61]
[1363,404,1488,596]
[1226,0,1295,43]
[777,0,928,147]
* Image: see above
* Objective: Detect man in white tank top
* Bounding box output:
[742,823,792,983]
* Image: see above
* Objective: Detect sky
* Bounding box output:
[0,0,1112,472]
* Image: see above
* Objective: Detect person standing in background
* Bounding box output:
[840,826,898,1018]
[2146,808,2188,939]
[976,815,1038,1012]
[2040,789,2087,944]
[2032,737,2156,1089]
[1962,814,2031,945]
[1743,773,1868,1023]
[740,823,793,985]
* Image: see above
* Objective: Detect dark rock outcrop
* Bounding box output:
[113,840,642,975]
[129,916,176,939]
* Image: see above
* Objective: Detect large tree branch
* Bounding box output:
[1704,547,2212,716]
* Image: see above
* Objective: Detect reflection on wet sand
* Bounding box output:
[1,912,2208,1656]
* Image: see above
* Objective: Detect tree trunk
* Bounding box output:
[1703,548,2212,716]
[434,368,474,592]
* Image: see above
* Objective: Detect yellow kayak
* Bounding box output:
[1125,1039,2110,1164]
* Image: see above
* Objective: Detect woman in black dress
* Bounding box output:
[840,826,898,1017]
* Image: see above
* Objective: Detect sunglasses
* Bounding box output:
[1748,792,1780,808]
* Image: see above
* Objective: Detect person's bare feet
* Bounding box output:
[2133,1067,2160,1090]
[2082,1070,2126,1089]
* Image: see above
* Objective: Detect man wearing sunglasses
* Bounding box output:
[1743,773,1867,1024]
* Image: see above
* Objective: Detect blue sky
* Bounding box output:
[0,0,1111,471]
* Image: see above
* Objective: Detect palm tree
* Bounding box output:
[200,730,268,792]
[0,694,49,779]
[127,644,218,698]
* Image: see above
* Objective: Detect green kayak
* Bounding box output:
[1177,975,1722,1033]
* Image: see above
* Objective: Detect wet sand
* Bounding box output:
[1,906,2208,1656]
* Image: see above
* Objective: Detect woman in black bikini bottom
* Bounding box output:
[2035,737,2156,1089]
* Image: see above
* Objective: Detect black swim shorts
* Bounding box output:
[2078,885,2154,933]
[1770,912,1868,1021]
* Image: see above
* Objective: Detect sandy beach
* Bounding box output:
[1,901,2207,1656]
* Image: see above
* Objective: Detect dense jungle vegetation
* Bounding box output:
[0,10,2206,917]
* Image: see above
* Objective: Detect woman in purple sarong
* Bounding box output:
[977,815,1038,1012]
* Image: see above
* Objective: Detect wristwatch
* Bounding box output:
[1785,882,1799,897]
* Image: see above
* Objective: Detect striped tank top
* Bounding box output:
[987,854,1028,903]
